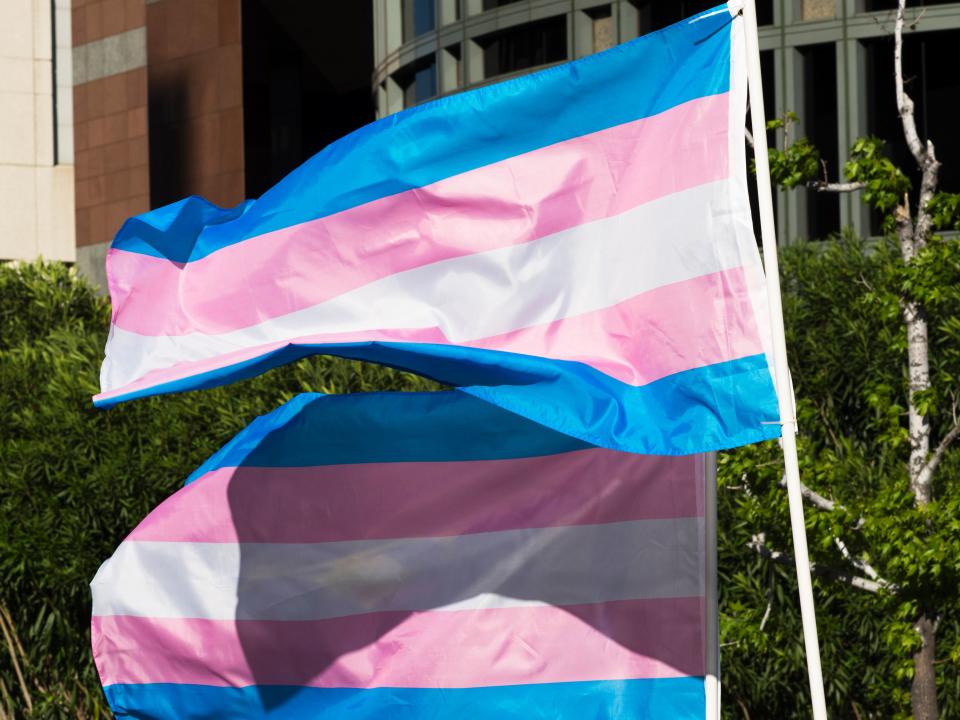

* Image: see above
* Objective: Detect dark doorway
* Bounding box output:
[242,1,375,199]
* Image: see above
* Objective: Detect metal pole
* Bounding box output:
[704,452,720,720]
[740,2,829,718]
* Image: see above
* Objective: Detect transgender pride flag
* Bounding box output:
[92,392,714,719]
[95,2,779,455]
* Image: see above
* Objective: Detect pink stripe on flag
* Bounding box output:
[94,266,762,404]
[108,93,730,336]
[468,264,762,386]
[127,449,702,544]
[92,597,704,689]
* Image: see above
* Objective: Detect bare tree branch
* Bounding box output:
[841,576,887,594]
[895,0,925,165]
[748,534,887,594]
[0,606,31,714]
[745,126,754,148]
[916,420,960,490]
[833,537,894,590]
[733,474,845,515]
[756,473,896,589]
[736,697,752,720]
[777,476,838,512]
[804,157,866,194]
[0,676,13,720]
[759,596,773,631]
[759,565,775,631]
[807,180,866,193]
[896,0,940,251]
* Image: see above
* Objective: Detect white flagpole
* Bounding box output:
[740,1,829,718]
[704,452,720,720]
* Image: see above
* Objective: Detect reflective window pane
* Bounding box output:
[479,15,567,78]
[801,43,839,239]
[403,0,436,40]
[864,29,960,233]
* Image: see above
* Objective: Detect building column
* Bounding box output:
[838,35,869,237]
[71,0,149,289]
[784,45,807,243]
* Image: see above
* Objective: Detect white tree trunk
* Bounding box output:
[903,300,932,506]
[895,3,940,716]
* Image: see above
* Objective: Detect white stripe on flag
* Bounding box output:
[102,180,756,391]
[92,518,705,621]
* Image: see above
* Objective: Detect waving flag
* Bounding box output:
[92,391,714,719]
[95,2,779,455]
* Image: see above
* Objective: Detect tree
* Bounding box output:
[719,237,960,718]
[744,1,960,717]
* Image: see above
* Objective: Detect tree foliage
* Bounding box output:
[718,236,960,718]
[764,112,822,190]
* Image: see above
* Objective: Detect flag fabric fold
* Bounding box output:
[92,391,713,719]
[95,1,779,455]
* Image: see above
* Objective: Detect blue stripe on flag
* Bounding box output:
[185,391,593,483]
[95,342,778,462]
[104,677,707,719]
[110,4,735,262]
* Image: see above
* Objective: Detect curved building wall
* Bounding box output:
[372,0,662,118]
[373,0,960,243]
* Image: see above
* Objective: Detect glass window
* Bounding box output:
[53,0,74,164]
[483,0,524,10]
[241,0,375,196]
[415,58,438,100]
[403,0,436,40]
[748,50,778,243]
[631,0,723,34]
[626,0,772,34]
[415,0,436,35]
[479,15,567,78]
[864,29,960,233]
[396,55,438,107]
[801,43,839,239]
[756,0,774,25]
[864,0,956,10]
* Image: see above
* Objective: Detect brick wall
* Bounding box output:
[146,0,244,209]
[72,0,149,285]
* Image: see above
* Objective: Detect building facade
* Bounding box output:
[2,1,957,282]
[372,0,960,243]
[70,0,245,288]
[1,1,375,289]
[0,0,76,265]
